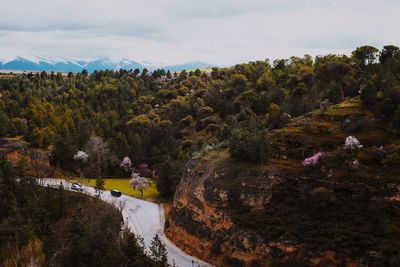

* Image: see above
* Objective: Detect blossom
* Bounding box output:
[73,151,88,162]
[303,152,323,167]
[129,171,150,195]
[120,156,133,172]
[351,159,361,169]
[344,136,363,150]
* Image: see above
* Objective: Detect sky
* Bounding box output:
[0,0,399,66]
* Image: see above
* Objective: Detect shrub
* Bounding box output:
[205,123,220,133]
[229,128,270,163]
[379,98,396,121]
[180,115,193,126]
[360,83,377,105]
[382,152,400,166]
[224,257,244,267]
[197,106,214,119]
[180,139,194,150]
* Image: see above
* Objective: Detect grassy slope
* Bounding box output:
[71,178,161,203]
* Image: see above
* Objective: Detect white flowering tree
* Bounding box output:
[73,150,88,162]
[129,171,150,196]
[73,150,88,178]
[344,136,363,150]
[120,156,133,172]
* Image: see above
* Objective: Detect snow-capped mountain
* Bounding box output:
[0,57,143,73]
[0,56,214,73]
[163,61,213,72]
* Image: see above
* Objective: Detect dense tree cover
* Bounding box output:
[1,45,400,199]
[232,175,400,266]
[0,156,165,266]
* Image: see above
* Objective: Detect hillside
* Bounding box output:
[0,136,63,178]
[166,99,400,266]
[1,45,400,266]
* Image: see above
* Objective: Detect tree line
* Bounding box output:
[0,45,400,198]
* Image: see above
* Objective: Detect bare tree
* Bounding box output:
[84,135,110,179]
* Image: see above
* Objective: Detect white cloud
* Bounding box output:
[0,0,399,65]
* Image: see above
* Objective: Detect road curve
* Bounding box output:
[43,179,212,267]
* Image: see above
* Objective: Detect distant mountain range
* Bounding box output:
[0,56,214,73]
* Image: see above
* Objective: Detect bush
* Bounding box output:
[224,256,244,267]
[379,98,396,121]
[181,115,193,126]
[197,106,214,119]
[382,152,400,166]
[229,128,270,163]
[205,123,220,133]
[360,83,377,105]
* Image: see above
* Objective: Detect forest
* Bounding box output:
[0,45,399,199]
[1,45,400,266]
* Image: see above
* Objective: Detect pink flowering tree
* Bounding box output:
[351,159,361,169]
[120,156,133,172]
[344,136,363,150]
[129,171,150,196]
[303,152,323,167]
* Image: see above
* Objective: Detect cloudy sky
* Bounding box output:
[0,0,399,66]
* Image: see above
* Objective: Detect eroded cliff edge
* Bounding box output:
[166,151,283,266]
[166,99,400,267]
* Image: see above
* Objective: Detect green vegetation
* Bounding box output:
[0,156,162,266]
[0,45,399,200]
[1,44,400,265]
[229,127,269,163]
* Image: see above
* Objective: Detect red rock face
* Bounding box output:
[1,137,54,177]
[165,152,277,266]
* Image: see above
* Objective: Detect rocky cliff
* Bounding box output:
[166,150,281,266]
[0,136,56,177]
[166,99,400,267]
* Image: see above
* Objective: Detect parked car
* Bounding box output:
[71,183,83,191]
[111,189,121,197]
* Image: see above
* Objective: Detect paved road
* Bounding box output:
[43,179,212,267]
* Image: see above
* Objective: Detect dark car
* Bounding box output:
[111,189,121,197]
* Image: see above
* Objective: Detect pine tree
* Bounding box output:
[149,234,168,266]
[120,230,151,267]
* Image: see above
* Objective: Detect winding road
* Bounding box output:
[43,179,212,267]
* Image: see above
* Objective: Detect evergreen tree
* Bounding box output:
[379,98,396,121]
[149,234,168,267]
[360,83,377,106]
